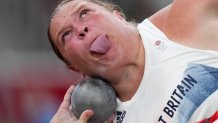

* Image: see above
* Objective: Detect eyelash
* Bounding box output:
[61,31,71,44]
[80,9,89,18]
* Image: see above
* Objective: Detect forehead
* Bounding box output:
[49,0,101,43]
[55,0,100,18]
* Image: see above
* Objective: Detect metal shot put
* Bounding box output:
[71,77,117,123]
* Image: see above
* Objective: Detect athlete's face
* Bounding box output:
[49,0,133,77]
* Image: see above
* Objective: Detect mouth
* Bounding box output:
[89,34,112,57]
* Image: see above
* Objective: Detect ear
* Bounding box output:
[113,10,125,21]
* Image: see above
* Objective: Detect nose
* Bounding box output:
[75,25,89,40]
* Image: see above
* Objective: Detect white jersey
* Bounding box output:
[114,19,218,123]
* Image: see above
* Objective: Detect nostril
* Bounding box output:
[79,33,85,37]
[84,27,88,32]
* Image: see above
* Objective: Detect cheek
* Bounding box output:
[90,12,115,25]
[64,41,81,59]
[64,36,82,50]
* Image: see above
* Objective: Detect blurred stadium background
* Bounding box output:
[0,0,171,122]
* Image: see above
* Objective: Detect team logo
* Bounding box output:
[116,110,126,123]
[154,40,167,52]
[155,40,161,46]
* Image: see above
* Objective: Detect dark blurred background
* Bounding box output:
[0,0,171,122]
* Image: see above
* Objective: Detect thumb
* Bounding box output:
[79,110,94,123]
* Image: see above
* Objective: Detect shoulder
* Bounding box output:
[148,1,218,51]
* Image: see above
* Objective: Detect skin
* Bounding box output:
[149,0,218,51]
[49,0,218,122]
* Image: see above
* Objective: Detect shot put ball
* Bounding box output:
[71,77,117,123]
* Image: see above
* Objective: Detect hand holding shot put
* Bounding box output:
[50,78,116,123]
[50,85,94,123]
[71,78,116,123]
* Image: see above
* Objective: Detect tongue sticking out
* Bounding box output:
[90,34,111,55]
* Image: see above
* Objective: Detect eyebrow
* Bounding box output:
[71,2,87,17]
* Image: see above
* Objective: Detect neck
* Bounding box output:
[110,33,145,102]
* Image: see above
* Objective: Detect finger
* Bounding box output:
[59,85,75,110]
[79,110,94,123]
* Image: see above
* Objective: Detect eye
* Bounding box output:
[61,30,72,44]
[80,9,89,18]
